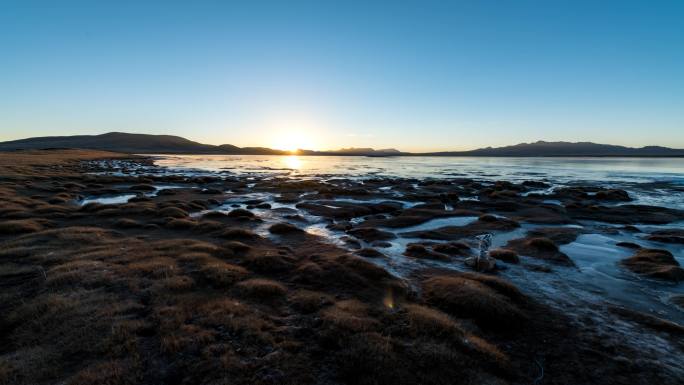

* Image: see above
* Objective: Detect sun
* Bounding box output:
[271,131,315,153]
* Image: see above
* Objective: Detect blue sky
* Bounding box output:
[1,0,682,151]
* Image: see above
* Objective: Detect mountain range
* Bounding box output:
[1,132,683,157]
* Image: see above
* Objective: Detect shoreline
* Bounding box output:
[0,149,683,385]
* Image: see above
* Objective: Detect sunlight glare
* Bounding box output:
[284,155,302,170]
[271,131,316,153]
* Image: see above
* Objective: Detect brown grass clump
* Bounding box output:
[244,251,295,273]
[194,220,223,233]
[151,239,221,255]
[45,260,122,288]
[268,222,304,234]
[526,237,558,251]
[403,304,464,338]
[164,218,197,230]
[422,275,528,332]
[506,236,574,266]
[463,333,508,365]
[320,300,379,333]
[197,259,249,287]
[219,227,257,240]
[194,298,275,345]
[227,208,255,218]
[112,218,142,228]
[158,206,188,218]
[222,240,252,254]
[128,257,177,278]
[404,243,450,261]
[152,275,196,293]
[235,278,287,300]
[288,290,333,313]
[621,248,684,281]
[488,248,519,263]
[458,272,526,302]
[130,184,156,191]
[0,220,44,235]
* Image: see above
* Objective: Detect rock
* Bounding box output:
[646,229,684,244]
[269,222,304,234]
[488,248,519,263]
[567,204,684,224]
[432,241,472,256]
[526,227,583,245]
[355,248,386,258]
[464,255,497,271]
[522,180,550,188]
[404,244,450,261]
[340,236,362,249]
[347,227,396,242]
[595,189,631,201]
[130,184,156,192]
[157,189,177,196]
[616,242,641,249]
[202,211,230,219]
[227,208,255,218]
[506,237,574,266]
[620,249,684,282]
[326,221,353,231]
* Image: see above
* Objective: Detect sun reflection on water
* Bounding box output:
[284,155,301,170]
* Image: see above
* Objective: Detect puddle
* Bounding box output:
[80,194,136,205]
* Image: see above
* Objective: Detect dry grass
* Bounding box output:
[422,275,528,332]
[67,359,139,385]
[321,300,379,333]
[158,206,189,218]
[235,278,287,300]
[621,248,684,281]
[403,304,464,338]
[219,227,257,240]
[0,220,44,235]
[244,251,295,273]
[197,259,248,287]
[288,290,334,313]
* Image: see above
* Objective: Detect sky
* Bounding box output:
[0,1,683,152]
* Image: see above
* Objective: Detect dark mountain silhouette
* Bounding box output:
[425,140,684,157]
[0,132,287,155]
[1,133,682,157]
[302,147,404,156]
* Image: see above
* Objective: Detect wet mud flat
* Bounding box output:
[0,150,683,385]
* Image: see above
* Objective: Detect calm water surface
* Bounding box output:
[151,154,684,183]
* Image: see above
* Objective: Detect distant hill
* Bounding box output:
[1,133,682,157]
[424,141,684,157]
[303,147,405,156]
[0,132,287,155]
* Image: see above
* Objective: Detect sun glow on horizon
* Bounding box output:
[270,130,318,153]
